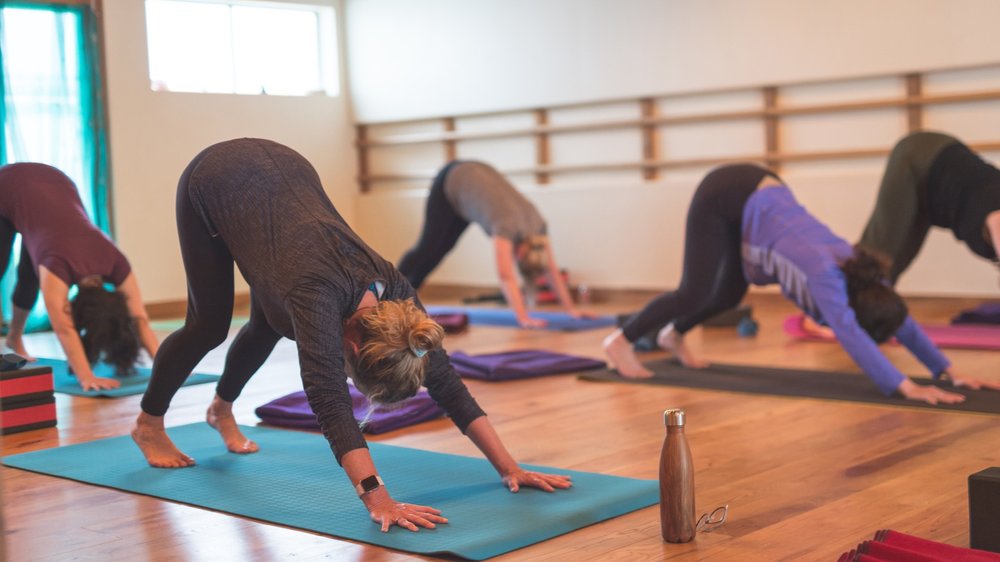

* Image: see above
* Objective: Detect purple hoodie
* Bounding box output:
[741,186,950,395]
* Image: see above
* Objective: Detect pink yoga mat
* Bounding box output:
[783,314,1000,351]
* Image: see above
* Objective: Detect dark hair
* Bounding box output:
[841,248,907,343]
[71,285,140,376]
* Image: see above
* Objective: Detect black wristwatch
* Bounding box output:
[355,474,384,497]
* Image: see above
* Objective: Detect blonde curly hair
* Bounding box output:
[353,298,444,404]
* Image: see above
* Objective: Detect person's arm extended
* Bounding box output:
[290,283,446,533]
[538,237,581,317]
[810,276,963,404]
[493,236,544,328]
[38,266,120,390]
[464,415,573,492]
[896,315,1000,392]
[117,272,159,359]
[987,209,1000,280]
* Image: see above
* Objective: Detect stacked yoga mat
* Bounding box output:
[836,530,1000,561]
[256,385,445,434]
[450,349,606,381]
[256,350,607,432]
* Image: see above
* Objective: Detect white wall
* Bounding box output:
[103,0,357,304]
[346,0,1000,123]
[347,0,1000,297]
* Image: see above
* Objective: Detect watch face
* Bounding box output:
[360,475,381,493]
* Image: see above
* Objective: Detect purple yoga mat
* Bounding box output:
[951,303,1000,325]
[449,349,607,381]
[255,386,445,434]
[429,312,469,334]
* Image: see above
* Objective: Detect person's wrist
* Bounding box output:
[896,378,915,396]
[359,485,391,510]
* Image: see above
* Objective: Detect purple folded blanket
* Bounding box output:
[255,386,444,434]
[450,349,607,381]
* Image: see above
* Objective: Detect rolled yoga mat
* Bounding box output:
[33,357,220,398]
[255,386,445,433]
[2,423,659,560]
[579,359,1000,414]
[783,314,1000,351]
[450,349,607,381]
[951,303,1000,326]
[425,306,617,331]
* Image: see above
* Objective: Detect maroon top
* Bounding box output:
[0,163,130,286]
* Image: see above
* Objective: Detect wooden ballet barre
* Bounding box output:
[356,89,1000,149]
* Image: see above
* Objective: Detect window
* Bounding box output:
[1,4,111,331]
[145,0,339,96]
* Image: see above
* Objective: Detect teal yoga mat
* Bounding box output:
[3,423,658,560]
[425,306,617,331]
[33,357,220,398]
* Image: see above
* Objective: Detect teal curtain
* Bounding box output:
[0,3,111,332]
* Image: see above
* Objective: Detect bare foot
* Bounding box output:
[800,316,835,339]
[656,324,710,369]
[131,413,196,468]
[207,395,259,454]
[603,328,654,378]
[4,336,37,361]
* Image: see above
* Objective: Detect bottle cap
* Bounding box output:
[663,408,685,427]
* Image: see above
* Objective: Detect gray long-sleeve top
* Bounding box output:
[187,138,485,462]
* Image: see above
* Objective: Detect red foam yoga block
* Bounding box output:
[0,366,54,403]
[1,395,57,435]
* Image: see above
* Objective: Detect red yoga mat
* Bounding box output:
[783,314,1000,351]
[837,529,1000,562]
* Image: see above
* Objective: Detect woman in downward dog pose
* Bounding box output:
[132,139,570,532]
[602,163,999,403]
[0,162,159,390]
[858,131,1000,284]
[398,160,582,328]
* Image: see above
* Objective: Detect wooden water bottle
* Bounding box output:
[659,408,695,543]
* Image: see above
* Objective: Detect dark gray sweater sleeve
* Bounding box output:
[287,283,368,464]
[423,347,486,432]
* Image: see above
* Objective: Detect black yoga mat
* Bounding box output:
[578,359,1000,414]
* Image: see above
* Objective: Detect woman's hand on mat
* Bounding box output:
[944,370,1000,391]
[365,491,448,533]
[897,378,965,405]
[518,316,547,329]
[502,468,573,493]
[79,375,121,391]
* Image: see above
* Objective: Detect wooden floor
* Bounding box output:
[2,291,999,561]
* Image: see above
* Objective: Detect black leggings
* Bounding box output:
[397,162,469,289]
[140,153,283,416]
[621,164,774,341]
[0,219,40,310]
